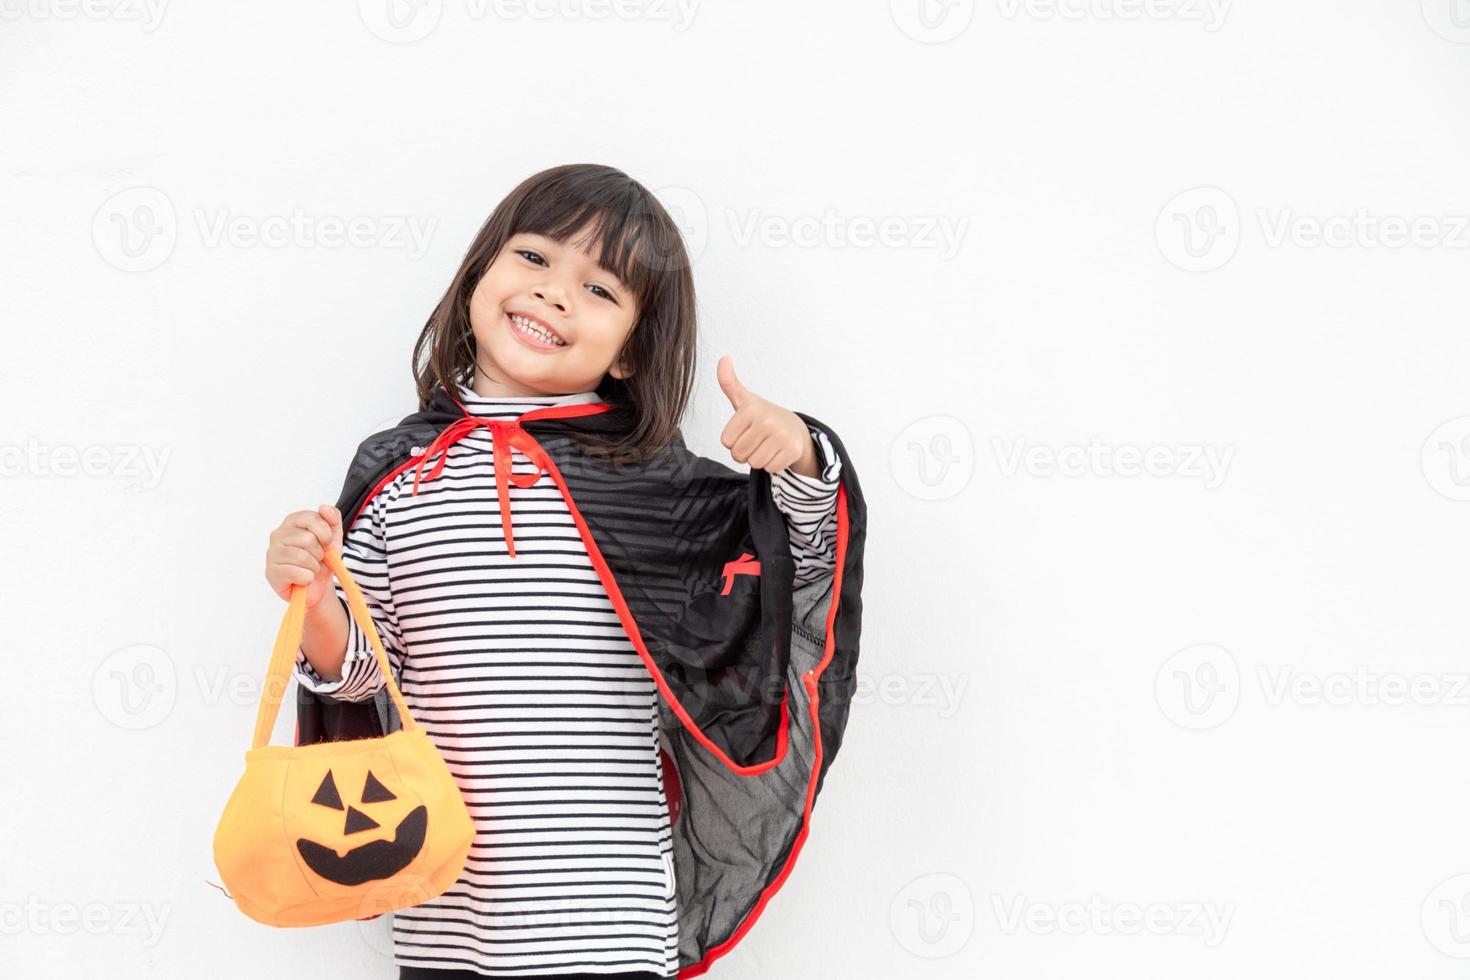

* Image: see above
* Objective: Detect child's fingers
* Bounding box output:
[275,545,321,578]
[291,512,336,551]
[719,410,751,452]
[276,509,333,547]
[275,526,325,561]
[271,549,326,602]
[747,440,789,473]
[727,419,774,464]
[318,504,344,549]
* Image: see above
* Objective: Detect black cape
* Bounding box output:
[293,382,866,976]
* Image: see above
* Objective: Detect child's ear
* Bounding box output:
[608,342,635,381]
[608,315,639,380]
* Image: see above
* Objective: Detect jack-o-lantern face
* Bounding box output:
[294,769,427,886]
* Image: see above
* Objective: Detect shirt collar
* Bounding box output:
[454,380,602,419]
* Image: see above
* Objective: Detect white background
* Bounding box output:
[3,1,1470,977]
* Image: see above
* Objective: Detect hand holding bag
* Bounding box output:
[212,547,474,927]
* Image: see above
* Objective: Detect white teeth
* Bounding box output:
[510,314,565,346]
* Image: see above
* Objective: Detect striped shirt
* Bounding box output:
[293,382,842,977]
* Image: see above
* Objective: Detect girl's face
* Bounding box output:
[466,227,639,397]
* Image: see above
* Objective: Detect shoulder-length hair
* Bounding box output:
[412,163,697,464]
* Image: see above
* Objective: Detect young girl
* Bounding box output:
[263,165,851,979]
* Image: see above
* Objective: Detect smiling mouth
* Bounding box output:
[507,312,568,350]
[295,804,428,886]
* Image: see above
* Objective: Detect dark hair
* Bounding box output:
[412,164,697,464]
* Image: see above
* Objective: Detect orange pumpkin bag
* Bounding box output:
[213,547,474,927]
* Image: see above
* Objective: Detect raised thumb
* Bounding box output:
[717,354,747,409]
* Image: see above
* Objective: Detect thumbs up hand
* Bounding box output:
[717,354,820,478]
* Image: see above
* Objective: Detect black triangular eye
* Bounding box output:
[343,806,380,835]
[361,770,396,803]
[310,771,344,810]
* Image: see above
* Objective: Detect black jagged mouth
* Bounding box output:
[295,804,428,886]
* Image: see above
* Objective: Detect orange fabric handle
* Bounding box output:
[250,547,415,750]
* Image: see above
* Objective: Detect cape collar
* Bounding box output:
[413,380,619,559]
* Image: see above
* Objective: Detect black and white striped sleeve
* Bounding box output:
[768,427,843,587]
[292,493,406,703]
